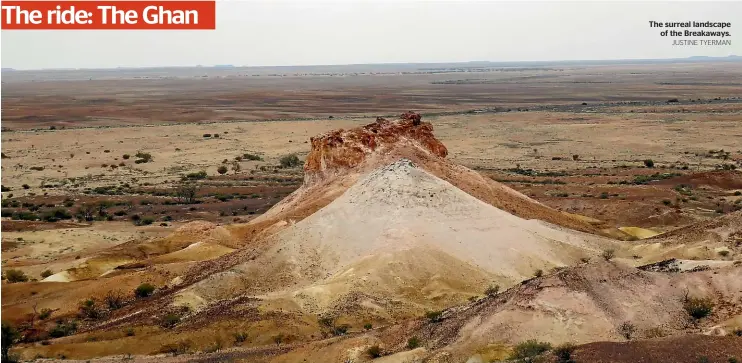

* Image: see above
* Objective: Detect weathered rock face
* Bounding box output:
[304,112,448,182]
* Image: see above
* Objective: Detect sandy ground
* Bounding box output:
[1,222,171,279]
[2,108,740,198]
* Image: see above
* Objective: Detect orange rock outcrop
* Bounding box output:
[304,112,447,182]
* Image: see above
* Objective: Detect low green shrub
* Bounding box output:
[509,339,552,360]
[134,283,155,298]
[279,154,301,168]
[684,296,714,320]
[367,345,382,358]
[407,336,420,349]
[425,310,443,323]
[553,343,576,363]
[4,270,28,283]
[485,285,500,296]
[160,313,181,329]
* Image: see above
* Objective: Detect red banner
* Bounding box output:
[1,1,215,29]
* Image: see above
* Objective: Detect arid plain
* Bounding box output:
[2,60,742,362]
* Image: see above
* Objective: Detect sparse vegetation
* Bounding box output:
[553,343,576,363]
[683,295,714,320]
[217,165,228,175]
[130,214,141,224]
[104,290,125,310]
[644,326,666,338]
[134,151,153,164]
[160,313,181,328]
[231,161,241,174]
[618,321,635,340]
[4,269,28,283]
[643,159,655,168]
[318,316,348,336]
[40,269,53,278]
[407,336,421,349]
[134,283,155,298]
[243,153,262,161]
[158,341,191,356]
[318,316,334,328]
[279,154,302,168]
[233,332,248,344]
[364,323,373,330]
[175,182,199,203]
[331,324,349,336]
[2,321,20,363]
[49,320,78,338]
[425,310,444,323]
[78,298,104,320]
[509,339,552,360]
[11,211,39,221]
[38,308,53,320]
[717,163,738,171]
[367,345,383,358]
[203,339,223,353]
[674,184,693,196]
[183,170,208,180]
[534,269,543,277]
[601,249,615,261]
[485,284,500,296]
[42,208,73,222]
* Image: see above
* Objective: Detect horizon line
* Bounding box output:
[2,55,740,72]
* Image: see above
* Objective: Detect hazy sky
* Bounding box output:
[1,1,740,69]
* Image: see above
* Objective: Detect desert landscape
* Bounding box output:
[2,59,742,363]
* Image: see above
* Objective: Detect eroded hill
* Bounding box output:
[3,113,741,362]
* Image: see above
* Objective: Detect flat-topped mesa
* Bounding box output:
[304,111,448,182]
